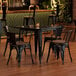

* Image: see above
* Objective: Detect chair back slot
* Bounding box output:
[63,30,72,42]
[53,25,63,38]
[65,30,72,42]
[32,5,36,18]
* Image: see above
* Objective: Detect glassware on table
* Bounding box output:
[36,23,40,29]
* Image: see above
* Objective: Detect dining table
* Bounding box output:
[11,25,61,64]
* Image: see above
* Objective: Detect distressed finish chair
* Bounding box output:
[23,5,36,27]
[46,29,72,64]
[3,26,24,56]
[42,25,63,56]
[3,27,34,66]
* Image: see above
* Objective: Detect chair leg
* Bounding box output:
[17,46,23,67]
[42,39,46,57]
[7,46,12,65]
[29,45,34,64]
[46,43,52,63]
[67,45,72,62]
[24,48,26,55]
[61,45,65,64]
[15,47,19,60]
[54,44,59,59]
[3,40,8,56]
[33,18,35,27]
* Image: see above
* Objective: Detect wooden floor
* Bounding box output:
[0,34,76,76]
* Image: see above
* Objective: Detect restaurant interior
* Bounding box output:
[0,0,76,76]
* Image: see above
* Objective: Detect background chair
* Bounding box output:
[23,5,36,28]
[3,26,25,56]
[48,15,56,26]
[3,27,34,66]
[48,2,60,26]
[46,29,72,64]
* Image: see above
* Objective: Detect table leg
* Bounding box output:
[38,30,42,64]
[34,30,38,58]
[34,30,42,64]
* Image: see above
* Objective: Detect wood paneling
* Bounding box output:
[73,0,76,19]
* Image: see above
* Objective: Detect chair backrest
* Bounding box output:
[19,29,32,43]
[9,32,16,45]
[53,25,64,38]
[63,30,72,42]
[3,26,16,45]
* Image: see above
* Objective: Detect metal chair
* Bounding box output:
[46,29,72,64]
[3,27,34,66]
[48,2,60,26]
[42,25,64,56]
[23,5,36,27]
[3,26,25,56]
[48,15,56,26]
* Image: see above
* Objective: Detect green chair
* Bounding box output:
[42,25,64,56]
[3,27,34,66]
[23,5,36,27]
[3,26,25,56]
[46,30,72,64]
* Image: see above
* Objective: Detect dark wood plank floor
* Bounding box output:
[0,33,76,76]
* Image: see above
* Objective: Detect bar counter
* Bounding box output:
[0,10,56,14]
